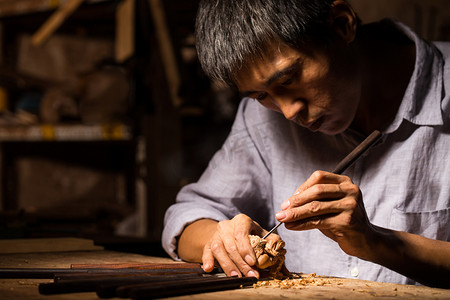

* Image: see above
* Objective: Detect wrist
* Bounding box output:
[178,219,218,262]
[361,225,404,267]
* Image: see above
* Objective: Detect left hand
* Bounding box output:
[275,170,377,260]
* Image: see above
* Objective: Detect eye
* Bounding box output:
[255,92,268,101]
[281,77,293,86]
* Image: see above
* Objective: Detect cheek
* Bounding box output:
[325,63,361,113]
[320,111,355,135]
[317,83,360,134]
[325,100,359,134]
[257,98,281,113]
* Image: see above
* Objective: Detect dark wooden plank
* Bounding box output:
[70,262,201,269]
[123,276,258,299]
[0,267,204,279]
[39,273,202,295]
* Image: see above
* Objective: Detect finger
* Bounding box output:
[278,187,361,223]
[282,171,349,209]
[294,170,343,194]
[208,237,242,277]
[235,232,256,266]
[265,232,282,243]
[276,199,340,223]
[251,221,267,237]
[219,226,259,277]
[201,242,216,273]
[281,196,361,230]
[288,182,347,207]
[284,210,354,232]
[233,215,258,266]
[284,215,331,231]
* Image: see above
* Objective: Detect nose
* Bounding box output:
[275,97,305,121]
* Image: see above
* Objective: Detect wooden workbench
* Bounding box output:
[0,238,448,300]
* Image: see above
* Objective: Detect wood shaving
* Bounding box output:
[253,273,333,289]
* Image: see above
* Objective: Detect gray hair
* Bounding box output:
[195,0,337,86]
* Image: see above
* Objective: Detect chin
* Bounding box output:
[318,123,349,136]
[318,129,342,136]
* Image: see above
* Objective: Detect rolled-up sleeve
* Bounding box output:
[162,98,273,260]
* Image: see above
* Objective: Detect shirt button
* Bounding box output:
[350,266,359,277]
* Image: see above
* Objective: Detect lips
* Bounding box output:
[307,116,324,132]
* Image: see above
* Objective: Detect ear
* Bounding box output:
[329,0,358,44]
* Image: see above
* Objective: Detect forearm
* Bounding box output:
[368,225,450,288]
[178,219,218,262]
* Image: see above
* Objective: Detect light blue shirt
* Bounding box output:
[162,21,450,285]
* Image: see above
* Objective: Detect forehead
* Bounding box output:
[249,42,301,68]
[235,43,304,91]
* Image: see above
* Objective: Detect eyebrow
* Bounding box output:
[266,62,298,86]
[240,61,299,97]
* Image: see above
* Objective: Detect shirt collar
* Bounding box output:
[384,20,444,134]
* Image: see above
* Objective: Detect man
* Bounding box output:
[162,0,450,288]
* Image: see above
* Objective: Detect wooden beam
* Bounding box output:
[115,0,135,62]
[31,0,84,46]
[148,0,182,108]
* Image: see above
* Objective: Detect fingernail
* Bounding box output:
[202,263,211,271]
[245,254,255,266]
[247,270,258,278]
[281,200,290,210]
[230,270,239,277]
[276,211,286,221]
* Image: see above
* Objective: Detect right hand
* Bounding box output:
[202,213,281,278]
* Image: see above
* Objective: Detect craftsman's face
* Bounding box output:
[236,42,361,135]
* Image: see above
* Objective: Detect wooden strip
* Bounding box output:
[148,0,182,108]
[39,273,202,295]
[55,272,201,282]
[70,262,201,270]
[31,0,84,46]
[331,130,382,174]
[54,268,205,280]
[115,0,135,62]
[0,267,204,279]
[119,276,258,299]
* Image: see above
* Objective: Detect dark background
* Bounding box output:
[0,0,448,256]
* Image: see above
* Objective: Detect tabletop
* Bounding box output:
[0,238,449,300]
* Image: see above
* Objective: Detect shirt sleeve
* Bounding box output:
[162,98,273,260]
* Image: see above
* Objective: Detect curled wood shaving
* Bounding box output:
[253,273,333,289]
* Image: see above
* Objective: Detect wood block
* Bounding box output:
[115,0,135,62]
